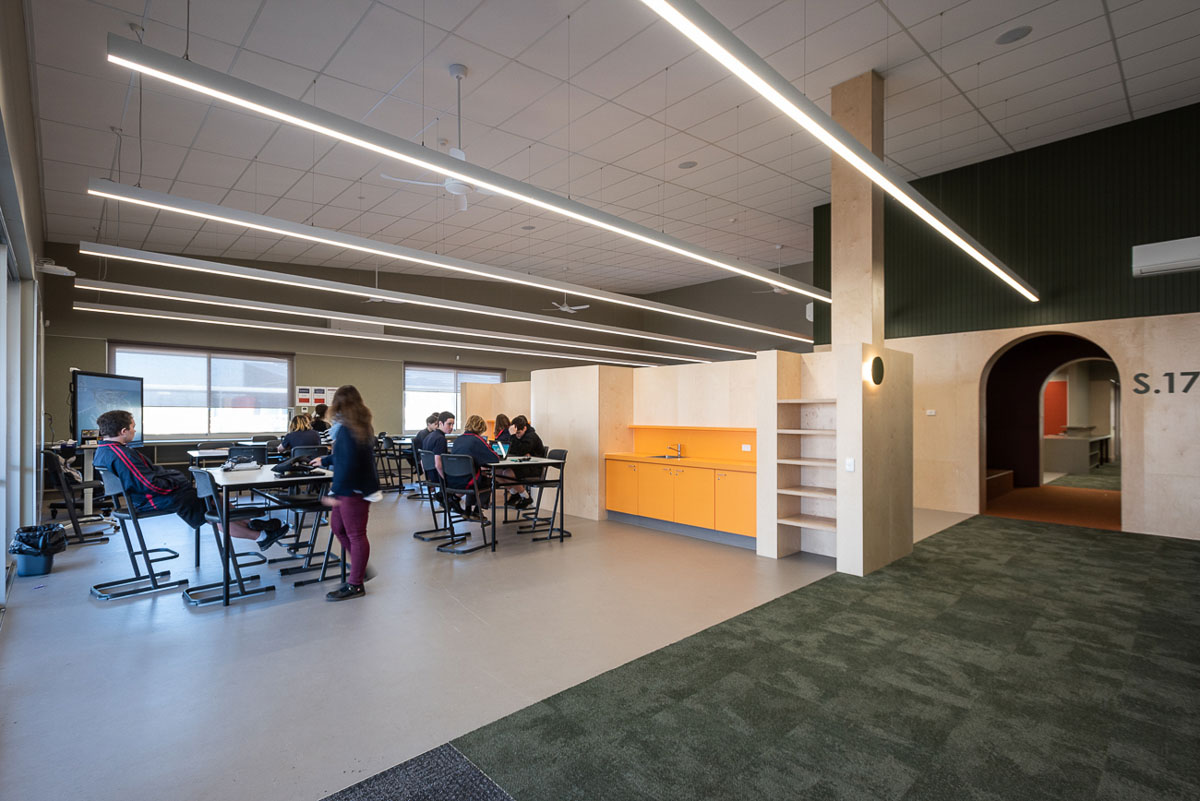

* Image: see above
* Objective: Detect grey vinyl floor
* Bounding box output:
[2,492,949,801]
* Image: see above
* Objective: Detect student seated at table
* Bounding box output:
[492,413,512,446]
[496,415,546,510]
[93,410,289,549]
[278,414,322,453]
[449,415,499,518]
[425,411,460,514]
[310,404,331,433]
[410,412,439,470]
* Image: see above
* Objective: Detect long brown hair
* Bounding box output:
[330,384,373,442]
[494,413,511,438]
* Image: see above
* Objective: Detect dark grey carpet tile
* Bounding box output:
[434,517,1199,800]
[320,744,512,801]
[1049,463,1122,490]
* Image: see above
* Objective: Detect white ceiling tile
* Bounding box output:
[192,107,278,160]
[467,61,561,128]
[1118,8,1200,58]
[141,0,262,46]
[228,49,317,99]
[38,120,117,170]
[456,0,575,59]
[379,0,483,33]
[572,21,697,99]
[325,4,426,92]
[175,150,251,188]
[243,0,373,72]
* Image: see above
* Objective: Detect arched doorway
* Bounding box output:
[980,333,1121,530]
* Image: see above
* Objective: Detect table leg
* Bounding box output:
[82,448,94,516]
[221,488,231,606]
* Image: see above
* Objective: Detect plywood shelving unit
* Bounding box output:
[776,398,837,543]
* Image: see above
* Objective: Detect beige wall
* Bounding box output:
[632,360,756,427]
[294,352,406,434]
[890,312,1200,540]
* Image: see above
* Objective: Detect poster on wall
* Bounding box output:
[296,387,311,405]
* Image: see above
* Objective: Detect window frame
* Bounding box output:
[402,363,505,433]
[108,341,294,441]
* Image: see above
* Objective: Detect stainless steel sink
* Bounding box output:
[648,454,683,459]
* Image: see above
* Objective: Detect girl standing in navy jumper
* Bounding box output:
[310,385,380,601]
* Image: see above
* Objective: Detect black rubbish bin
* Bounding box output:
[9,524,68,576]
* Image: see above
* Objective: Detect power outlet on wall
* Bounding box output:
[741,443,752,452]
[925,409,937,416]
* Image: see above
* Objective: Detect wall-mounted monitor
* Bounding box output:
[72,371,144,446]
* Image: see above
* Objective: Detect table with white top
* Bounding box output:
[437,456,567,555]
[200,465,332,606]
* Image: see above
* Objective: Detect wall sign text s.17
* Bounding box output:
[1132,372,1198,394]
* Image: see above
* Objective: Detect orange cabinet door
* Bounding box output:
[637,463,676,521]
[673,466,714,529]
[715,471,756,537]
[605,460,639,514]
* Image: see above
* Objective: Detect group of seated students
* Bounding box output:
[410,409,546,519]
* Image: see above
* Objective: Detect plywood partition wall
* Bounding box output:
[632,360,756,426]
[461,381,531,429]
[530,365,634,520]
[889,310,1200,540]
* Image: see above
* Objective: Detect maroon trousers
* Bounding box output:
[330,495,370,586]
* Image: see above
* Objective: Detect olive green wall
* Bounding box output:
[814,103,1200,344]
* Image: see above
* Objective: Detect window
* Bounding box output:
[403,365,502,431]
[110,345,291,438]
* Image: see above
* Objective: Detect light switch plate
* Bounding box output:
[925,409,937,416]
[741,443,752,452]
[845,457,855,472]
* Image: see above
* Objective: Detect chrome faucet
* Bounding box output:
[668,443,682,458]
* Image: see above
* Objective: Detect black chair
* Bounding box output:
[436,453,492,554]
[520,448,571,542]
[413,450,462,541]
[90,469,198,600]
[42,449,112,545]
[375,437,403,492]
[182,468,271,606]
[264,444,344,582]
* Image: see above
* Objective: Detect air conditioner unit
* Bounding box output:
[1132,234,1200,277]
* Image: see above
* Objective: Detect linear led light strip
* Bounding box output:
[86,179,813,345]
[105,34,830,304]
[638,0,1040,303]
[78,242,757,356]
[74,302,661,367]
[74,279,712,364]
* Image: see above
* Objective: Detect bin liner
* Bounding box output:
[8,523,68,556]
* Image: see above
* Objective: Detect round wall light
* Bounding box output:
[870,356,884,385]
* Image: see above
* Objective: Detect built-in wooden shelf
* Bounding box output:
[778,485,836,499]
[778,513,837,531]
[778,398,836,404]
[777,457,836,467]
[627,425,755,432]
[778,429,836,435]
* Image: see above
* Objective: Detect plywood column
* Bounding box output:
[830,70,884,348]
[830,70,914,576]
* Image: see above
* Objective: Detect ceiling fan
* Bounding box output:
[380,64,494,212]
[752,244,789,294]
[543,293,590,314]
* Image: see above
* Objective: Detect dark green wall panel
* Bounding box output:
[813,103,1200,344]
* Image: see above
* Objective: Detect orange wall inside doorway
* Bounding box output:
[1043,380,1067,435]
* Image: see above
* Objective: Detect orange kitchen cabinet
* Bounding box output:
[714,470,756,537]
[605,460,640,515]
[673,466,714,529]
[636,463,676,522]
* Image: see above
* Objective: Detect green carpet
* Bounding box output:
[454,517,1200,800]
[1049,462,1122,491]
